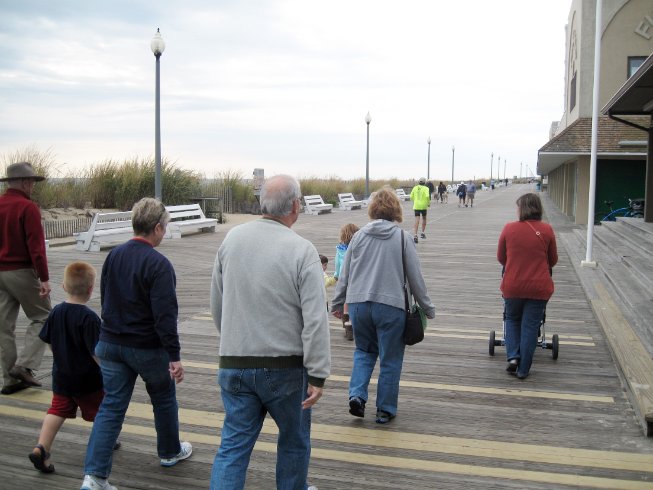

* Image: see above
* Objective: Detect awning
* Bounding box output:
[537,116,648,175]
[602,52,653,116]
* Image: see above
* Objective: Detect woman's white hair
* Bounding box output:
[260,175,301,217]
[132,197,169,235]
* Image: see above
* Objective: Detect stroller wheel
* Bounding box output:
[489,331,496,356]
[552,334,559,360]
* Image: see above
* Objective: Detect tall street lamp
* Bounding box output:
[451,145,455,184]
[427,137,431,180]
[504,159,507,180]
[497,156,501,180]
[151,28,165,201]
[365,112,371,198]
[490,152,493,184]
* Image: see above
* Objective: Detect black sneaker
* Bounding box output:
[1,381,31,395]
[375,410,396,424]
[349,397,365,417]
[420,233,426,239]
[506,359,518,374]
[413,235,418,244]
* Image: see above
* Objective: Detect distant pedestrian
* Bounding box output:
[426,180,435,201]
[210,174,330,490]
[0,162,51,395]
[497,193,558,380]
[466,180,476,207]
[456,182,467,207]
[410,177,430,243]
[437,182,447,203]
[334,223,360,341]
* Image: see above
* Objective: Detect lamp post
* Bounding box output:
[451,145,455,184]
[497,156,500,179]
[504,159,507,181]
[365,112,371,198]
[151,28,165,201]
[427,137,431,180]
[490,152,493,185]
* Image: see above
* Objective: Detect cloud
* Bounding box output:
[0,0,570,180]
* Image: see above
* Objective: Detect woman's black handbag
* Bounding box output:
[401,231,427,345]
[404,304,426,345]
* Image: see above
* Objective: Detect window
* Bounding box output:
[569,72,577,112]
[628,57,647,78]
[568,28,578,112]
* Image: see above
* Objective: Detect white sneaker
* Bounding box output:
[160,441,193,467]
[308,486,318,490]
[80,474,117,490]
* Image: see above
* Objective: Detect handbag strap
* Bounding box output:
[524,220,547,252]
[400,230,409,312]
[524,220,554,274]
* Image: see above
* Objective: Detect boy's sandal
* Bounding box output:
[29,444,55,473]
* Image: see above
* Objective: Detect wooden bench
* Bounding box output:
[75,204,218,251]
[396,188,410,201]
[338,193,363,210]
[75,211,133,252]
[166,204,218,238]
[303,195,333,215]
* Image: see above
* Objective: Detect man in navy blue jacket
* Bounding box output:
[80,198,192,490]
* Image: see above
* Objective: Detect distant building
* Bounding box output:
[537,0,653,224]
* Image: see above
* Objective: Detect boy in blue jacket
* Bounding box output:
[29,261,118,473]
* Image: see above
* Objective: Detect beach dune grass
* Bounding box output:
[3,147,420,211]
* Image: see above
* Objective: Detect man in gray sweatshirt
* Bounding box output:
[209,174,330,490]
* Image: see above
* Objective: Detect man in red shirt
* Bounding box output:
[0,162,51,394]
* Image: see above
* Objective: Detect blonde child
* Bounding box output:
[29,262,118,473]
[334,223,360,340]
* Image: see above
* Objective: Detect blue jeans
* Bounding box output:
[504,298,548,377]
[348,302,406,416]
[84,341,181,478]
[210,367,311,490]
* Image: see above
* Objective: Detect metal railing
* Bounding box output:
[43,217,92,239]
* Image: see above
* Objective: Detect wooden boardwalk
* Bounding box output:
[2,184,653,489]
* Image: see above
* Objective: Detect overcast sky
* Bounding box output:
[0,1,571,182]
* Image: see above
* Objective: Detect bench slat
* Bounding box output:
[170,211,207,220]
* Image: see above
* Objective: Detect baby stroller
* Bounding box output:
[488,304,559,360]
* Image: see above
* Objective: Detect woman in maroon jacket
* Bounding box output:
[497,193,558,379]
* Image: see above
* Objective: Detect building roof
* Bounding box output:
[602,52,653,116]
[537,116,648,175]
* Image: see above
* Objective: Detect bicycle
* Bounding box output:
[594,198,644,223]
